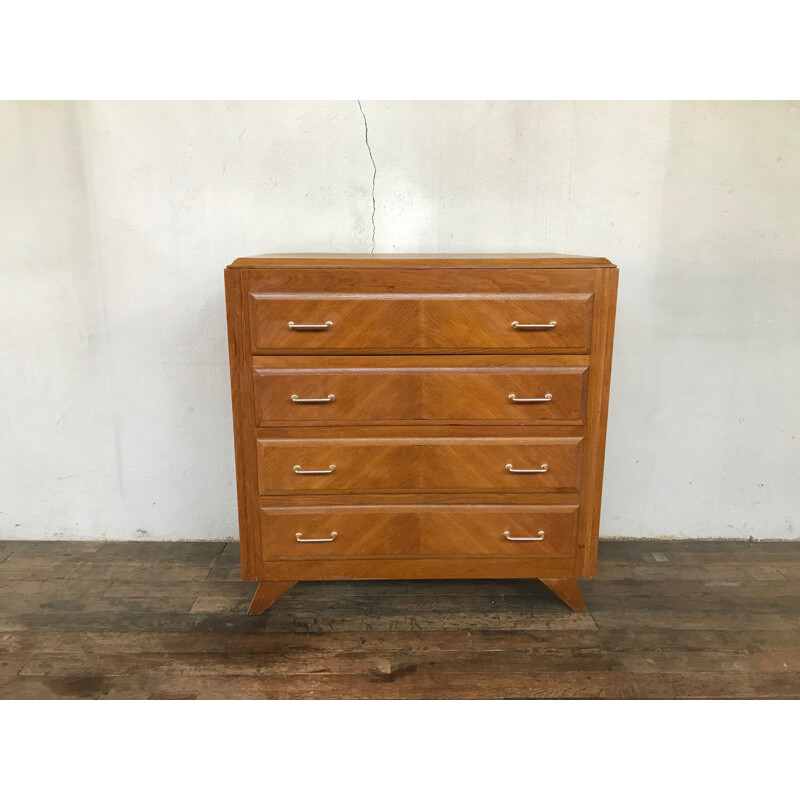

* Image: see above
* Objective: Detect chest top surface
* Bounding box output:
[228,253,616,269]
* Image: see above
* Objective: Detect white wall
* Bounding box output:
[1,101,798,540]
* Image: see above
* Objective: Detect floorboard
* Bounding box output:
[0,539,798,699]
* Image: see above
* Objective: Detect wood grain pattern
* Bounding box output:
[246,267,597,294]
[256,422,588,439]
[541,578,588,611]
[230,253,614,268]
[258,556,577,581]
[249,293,593,354]
[259,504,579,559]
[256,436,583,494]
[3,540,798,699]
[575,267,619,576]
[224,269,261,578]
[253,362,588,425]
[256,490,580,507]
[247,581,296,614]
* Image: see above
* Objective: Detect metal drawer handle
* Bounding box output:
[511,320,556,330]
[506,463,549,474]
[291,394,335,404]
[503,530,545,542]
[288,321,333,331]
[293,464,336,475]
[295,531,338,543]
[508,393,552,403]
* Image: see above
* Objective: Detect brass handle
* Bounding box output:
[291,394,335,404]
[508,393,552,403]
[511,321,556,330]
[293,464,336,475]
[506,463,549,474]
[288,321,333,331]
[295,531,338,543]
[503,530,545,542]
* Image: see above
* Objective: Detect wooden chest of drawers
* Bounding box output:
[225,254,618,613]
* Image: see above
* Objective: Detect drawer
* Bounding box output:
[260,504,579,558]
[248,294,593,353]
[253,362,588,425]
[257,436,583,494]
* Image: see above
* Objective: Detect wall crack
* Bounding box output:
[357,100,377,253]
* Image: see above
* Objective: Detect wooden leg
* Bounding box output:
[540,578,588,612]
[248,581,297,615]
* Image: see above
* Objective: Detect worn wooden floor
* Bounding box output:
[1,540,799,699]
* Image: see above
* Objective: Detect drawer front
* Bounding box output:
[260,505,579,558]
[257,437,583,494]
[253,365,588,425]
[419,505,579,556]
[249,295,593,353]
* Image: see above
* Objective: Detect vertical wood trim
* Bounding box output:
[240,272,264,570]
[225,268,260,579]
[575,267,619,575]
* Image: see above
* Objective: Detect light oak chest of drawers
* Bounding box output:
[225,254,618,613]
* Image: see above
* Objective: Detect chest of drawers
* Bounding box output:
[224,254,618,614]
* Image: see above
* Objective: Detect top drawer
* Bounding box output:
[245,268,595,354]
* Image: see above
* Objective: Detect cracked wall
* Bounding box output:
[357,100,377,253]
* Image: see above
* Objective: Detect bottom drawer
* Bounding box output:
[260,504,579,558]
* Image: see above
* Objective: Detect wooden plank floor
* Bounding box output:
[1,540,799,699]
